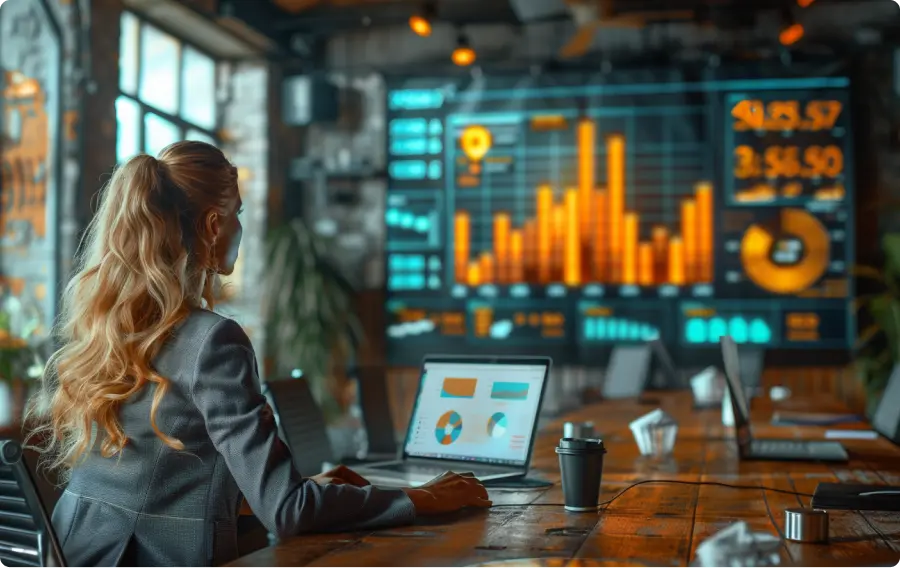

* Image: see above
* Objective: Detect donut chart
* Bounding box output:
[740,208,830,295]
[435,411,463,445]
[487,412,508,438]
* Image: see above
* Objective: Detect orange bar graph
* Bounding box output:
[479,252,494,283]
[623,212,638,285]
[695,182,713,282]
[681,199,697,283]
[494,213,511,284]
[608,135,625,282]
[669,237,685,285]
[578,119,595,242]
[537,185,553,283]
[652,226,669,283]
[638,243,654,286]
[454,212,470,281]
[523,220,536,279]
[564,189,581,285]
[452,121,713,288]
[510,229,524,282]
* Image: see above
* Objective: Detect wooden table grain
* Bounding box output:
[228,392,900,567]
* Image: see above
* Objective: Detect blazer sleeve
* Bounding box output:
[189,318,416,538]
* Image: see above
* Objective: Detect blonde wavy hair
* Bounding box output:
[26,141,238,478]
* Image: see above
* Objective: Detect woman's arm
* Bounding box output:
[189,318,416,539]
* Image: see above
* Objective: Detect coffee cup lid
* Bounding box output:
[556,438,606,452]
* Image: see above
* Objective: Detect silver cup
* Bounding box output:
[563,421,595,439]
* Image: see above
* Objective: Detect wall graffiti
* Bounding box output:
[0,0,62,340]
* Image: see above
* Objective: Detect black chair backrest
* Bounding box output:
[355,367,398,457]
[263,379,335,477]
[0,440,65,567]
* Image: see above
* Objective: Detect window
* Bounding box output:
[116,12,219,163]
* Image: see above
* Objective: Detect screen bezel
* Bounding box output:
[402,355,552,470]
[721,338,755,455]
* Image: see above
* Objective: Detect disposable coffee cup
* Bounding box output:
[555,438,606,512]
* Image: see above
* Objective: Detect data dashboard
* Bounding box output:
[384,71,854,364]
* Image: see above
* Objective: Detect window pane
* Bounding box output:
[116,96,141,162]
[144,113,180,157]
[181,47,216,130]
[119,12,140,94]
[139,24,180,115]
[186,129,216,146]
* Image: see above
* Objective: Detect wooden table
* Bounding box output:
[228,392,900,567]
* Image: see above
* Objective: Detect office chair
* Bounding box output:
[263,378,335,477]
[355,366,399,459]
[0,439,66,567]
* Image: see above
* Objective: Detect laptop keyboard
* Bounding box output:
[378,462,503,479]
[752,440,811,454]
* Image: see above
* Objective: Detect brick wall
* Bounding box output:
[218,62,270,366]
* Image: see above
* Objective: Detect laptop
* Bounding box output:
[602,345,652,400]
[354,355,551,487]
[720,336,848,462]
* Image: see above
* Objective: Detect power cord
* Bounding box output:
[489,479,814,510]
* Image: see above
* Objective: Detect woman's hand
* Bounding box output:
[310,465,371,487]
[402,471,492,515]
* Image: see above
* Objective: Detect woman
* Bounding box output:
[26,141,491,567]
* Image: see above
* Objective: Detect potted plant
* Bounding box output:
[854,233,900,417]
[0,304,45,427]
[261,218,364,422]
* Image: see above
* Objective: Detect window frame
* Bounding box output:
[117,10,220,161]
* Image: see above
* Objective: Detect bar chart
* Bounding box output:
[384,71,855,362]
[450,119,714,288]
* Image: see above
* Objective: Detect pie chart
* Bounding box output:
[435,411,463,445]
[487,412,508,439]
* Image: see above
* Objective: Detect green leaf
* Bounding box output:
[261,218,362,407]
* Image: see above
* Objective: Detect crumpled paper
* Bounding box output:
[693,521,782,567]
[690,366,725,405]
[629,408,678,457]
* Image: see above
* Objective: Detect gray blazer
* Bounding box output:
[52,309,416,566]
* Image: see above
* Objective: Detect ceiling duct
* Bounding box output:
[507,0,571,22]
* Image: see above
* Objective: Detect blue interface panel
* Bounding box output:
[384,71,854,364]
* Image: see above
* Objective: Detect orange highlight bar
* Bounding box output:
[578,119,595,243]
[467,262,481,286]
[669,237,685,285]
[441,377,477,398]
[454,212,470,283]
[607,135,625,281]
[537,184,553,283]
[695,182,713,282]
[638,242,654,286]
[623,212,638,285]
[523,220,536,278]
[552,205,565,281]
[479,252,494,284]
[652,226,669,284]
[564,189,581,286]
[531,115,568,131]
[494,213,511,284]
[681,199,697,284]
[593,189,607,281]
[510,229,524,283]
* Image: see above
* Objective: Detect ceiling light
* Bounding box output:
[452,34,476,66]
[409,2,435,37]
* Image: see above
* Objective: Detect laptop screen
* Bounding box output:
[720,336,754,448]
[403,360,548,466]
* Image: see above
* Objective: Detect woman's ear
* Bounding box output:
[205,211,220,240]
